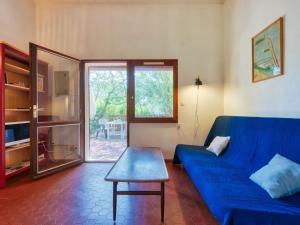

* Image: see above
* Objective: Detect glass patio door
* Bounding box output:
[86,62,128,161]
[30,43,84,178]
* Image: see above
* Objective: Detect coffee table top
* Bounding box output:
[105,147,169,182]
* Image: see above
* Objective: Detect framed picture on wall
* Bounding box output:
[252,17,284,82]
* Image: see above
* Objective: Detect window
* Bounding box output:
[129,60,178,123]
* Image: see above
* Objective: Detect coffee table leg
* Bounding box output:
[161,182,165,223]
[113,182,118,221]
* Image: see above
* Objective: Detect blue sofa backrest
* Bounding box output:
[204,116,300,173]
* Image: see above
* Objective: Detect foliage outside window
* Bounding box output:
[130,60,178,123]
[89,69,127,135]
[134,67,174,118]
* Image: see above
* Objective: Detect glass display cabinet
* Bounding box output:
[0,42,84,187]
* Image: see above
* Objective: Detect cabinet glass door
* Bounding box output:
[30,43,84,178]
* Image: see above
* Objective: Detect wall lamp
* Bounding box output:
[195,77,203,87]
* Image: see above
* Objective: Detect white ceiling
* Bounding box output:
[35,0,225,4]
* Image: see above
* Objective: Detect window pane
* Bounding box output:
[37,124,81,174]
[134,66,173,118]
[37,49,80,122]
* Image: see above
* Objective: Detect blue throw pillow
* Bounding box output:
[250,154,300,198]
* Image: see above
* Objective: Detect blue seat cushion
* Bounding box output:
[183,159,300,224]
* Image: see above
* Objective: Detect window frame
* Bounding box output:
[128,59,178,123]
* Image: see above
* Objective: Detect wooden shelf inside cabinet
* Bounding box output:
[6,142,30,153]
[5,121,30,125]
[5,83,30,92]
[5,164,30,178]
[5,108,30,112]
[5,138,30,147]
[5,62,30,75]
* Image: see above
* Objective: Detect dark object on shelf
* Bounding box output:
[4,72,7,84]
[5,123,29,143]
[5,128,15,143]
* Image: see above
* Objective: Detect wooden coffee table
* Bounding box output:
[105,147,169,222]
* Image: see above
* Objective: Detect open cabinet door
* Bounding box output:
[29,43,84,178]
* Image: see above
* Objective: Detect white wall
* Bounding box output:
[224,0,300,118]
[35,2,224,159]
[0,0,36,51]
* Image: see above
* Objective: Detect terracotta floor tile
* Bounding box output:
[0,163,219,225]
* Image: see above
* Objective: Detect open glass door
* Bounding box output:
[30,43,84,178]
[85,62,128,161]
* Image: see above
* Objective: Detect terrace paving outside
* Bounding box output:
[89,137,127,161]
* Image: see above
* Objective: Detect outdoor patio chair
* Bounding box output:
[96,118,108,139]
[107,119,127,140]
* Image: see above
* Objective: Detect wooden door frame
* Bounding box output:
[127,59,178,123]
[82,59,178,159]
[82,60,130,162]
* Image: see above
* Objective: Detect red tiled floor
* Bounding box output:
[0,162,219,225]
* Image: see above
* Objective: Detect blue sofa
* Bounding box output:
[173,116,300,225]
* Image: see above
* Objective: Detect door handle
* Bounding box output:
[33,105,37,118]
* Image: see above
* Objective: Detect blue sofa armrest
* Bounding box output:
[173,144,212,164]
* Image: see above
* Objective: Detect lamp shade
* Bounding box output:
[195,77,203,86]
